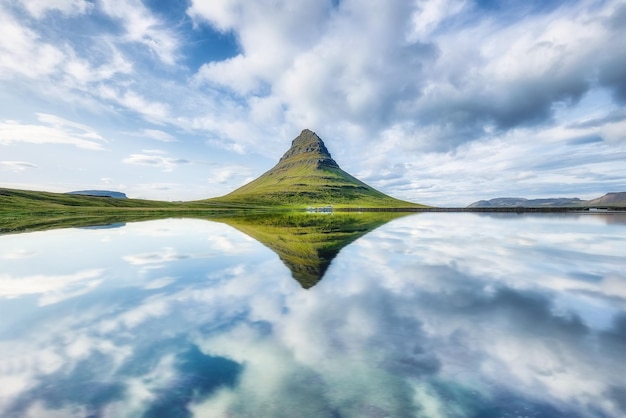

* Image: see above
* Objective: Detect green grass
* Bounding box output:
[0,188,272,234]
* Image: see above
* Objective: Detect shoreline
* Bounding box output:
[336,207,626,213]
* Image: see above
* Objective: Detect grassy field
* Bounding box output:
[0,188,274,234]
[0,172,424,235]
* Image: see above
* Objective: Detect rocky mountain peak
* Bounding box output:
[279,129,337,167]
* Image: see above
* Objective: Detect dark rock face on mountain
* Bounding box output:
[468,197,583,208]
[67,190,128,199]
[277,129,340,170]
[211,129,423,207]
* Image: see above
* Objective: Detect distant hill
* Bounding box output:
[469,192,626,208]
[67,190,128,199]
[207,129,425,208]
[585,192,626,206]
[468,197,583,208]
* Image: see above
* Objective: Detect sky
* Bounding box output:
[0,0,625,206]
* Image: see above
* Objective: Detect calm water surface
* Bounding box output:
[0,213,625,418]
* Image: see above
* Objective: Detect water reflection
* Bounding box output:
[215,212,406,288]
[0,213,624,417]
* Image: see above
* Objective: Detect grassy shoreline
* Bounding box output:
[2,187,624,235]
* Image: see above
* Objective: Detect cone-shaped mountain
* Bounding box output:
[212,129,424,207]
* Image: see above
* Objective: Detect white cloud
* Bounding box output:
[409,0,467,39]
[189,0,335,95]
[205,138,245,154]
[0,249,36,259]
[123,247,189,266]
[97,86,170,123]
[0,113,107,150]
[0,161,38,172]
[207,164,252,184]
[140,129,177,142]
[0,269,104,306]
[62,46,133,86]
[144,277,177,289]
[116,296,171,329]
[18,0,92,19]
[188,0,625,154]
[187,0,241,31]
[123,150,190,172]
[0,6,130,87]
[36,113,106,141]
[100,0,180,65]
[597,119,626,143]
[1,1,173,131]
[188,0,432,127]
[0,9,65,79]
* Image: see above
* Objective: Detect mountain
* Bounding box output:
[208,129,424,208]
[585,192,626,206]
[468,197,583,208]
[67,190,128,199]
[468,192,626,208]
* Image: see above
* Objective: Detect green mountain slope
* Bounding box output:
[207,129,425,208]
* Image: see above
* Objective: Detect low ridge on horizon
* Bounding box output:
[209,129,424,208]
[468,191,626,208]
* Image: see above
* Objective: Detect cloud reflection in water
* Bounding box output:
[0,214,624,417]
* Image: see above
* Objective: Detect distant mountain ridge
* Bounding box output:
[469,192,626,208]
[67,190,128,199]
[585,192,626,206]
[207,129,424,208]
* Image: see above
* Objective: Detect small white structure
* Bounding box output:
[306,205,334,213]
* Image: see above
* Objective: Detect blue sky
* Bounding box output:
[0,0,625,206]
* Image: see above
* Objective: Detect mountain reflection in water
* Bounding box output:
[215,212,406,288]
[0,213,625,418]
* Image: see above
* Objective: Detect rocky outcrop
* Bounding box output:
[273,129,340,171]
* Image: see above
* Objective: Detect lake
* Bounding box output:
[0,212,625,418]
